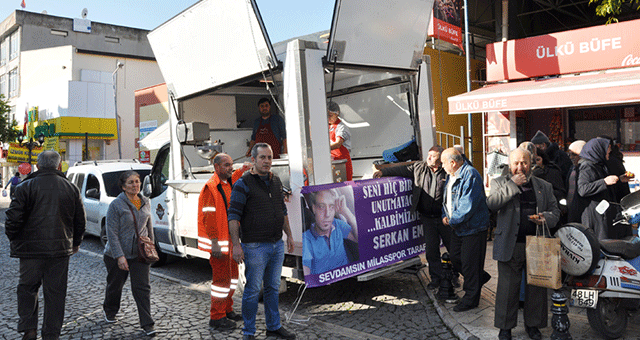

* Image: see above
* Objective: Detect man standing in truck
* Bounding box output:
[245,98,287,159]
[198,153,249,331]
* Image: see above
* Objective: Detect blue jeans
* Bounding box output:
[241,240,284,335]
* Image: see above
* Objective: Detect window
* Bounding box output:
[0,74,6,99]
[0,41,6,66]
[8,68,17,97]
[74,173,85,191]
[50,29,68,37]
[9,31,18,60]
[105,36,119,43]
[86,174,100,199]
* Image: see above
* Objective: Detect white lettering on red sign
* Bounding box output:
[455,99,507,112]
[622,54,640,66]
[536,37,622,59]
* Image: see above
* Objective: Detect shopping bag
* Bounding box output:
[2,190,6,197]
[526,221,562,289]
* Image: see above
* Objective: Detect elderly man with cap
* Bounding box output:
[566,140,587,223]
[327,101,353,181]
[530,130,572,180]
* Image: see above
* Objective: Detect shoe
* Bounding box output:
[142,324,156,337]
[209,317,236,330]
[525,325,542,340]
[427,280,441,290]
[481,271,491,286]
[266,326,296,339]
[243,335,256,340]
[452,302,477,312]
[226,311,243,321]
[498,329,512,340]
[22,329,37,340]
[103,310,116,323]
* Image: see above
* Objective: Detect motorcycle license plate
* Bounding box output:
[570,289,598,308]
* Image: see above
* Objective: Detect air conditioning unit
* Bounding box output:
[176,122,210,145]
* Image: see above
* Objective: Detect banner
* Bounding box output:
[301,177,426,288]
[7,143,43,164]
[428,0,463,49]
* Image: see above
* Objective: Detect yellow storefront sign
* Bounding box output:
[7,143,43,164]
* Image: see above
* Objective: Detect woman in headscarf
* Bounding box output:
[577,138,619,240]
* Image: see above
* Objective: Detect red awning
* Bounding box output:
[448,68,640,114]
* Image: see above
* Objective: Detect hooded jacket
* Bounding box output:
[5,168,86,258]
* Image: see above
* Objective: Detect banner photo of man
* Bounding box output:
[301,177,426,288]
[427,0,463,49]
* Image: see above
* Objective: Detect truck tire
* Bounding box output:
[100,223,108,247]
[587,297,628,339]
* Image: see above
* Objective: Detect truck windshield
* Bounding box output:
[103,170,152,197]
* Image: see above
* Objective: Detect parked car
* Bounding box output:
[66,160,152,246]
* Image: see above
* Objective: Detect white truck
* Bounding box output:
[143,0,437,280]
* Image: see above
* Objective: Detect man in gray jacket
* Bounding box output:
[487,148,560,340]
[5,150,86,340]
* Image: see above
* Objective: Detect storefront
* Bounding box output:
[448,19,640,182]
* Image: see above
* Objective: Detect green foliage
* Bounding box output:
[0,95,20,143]
[590,0,640,24]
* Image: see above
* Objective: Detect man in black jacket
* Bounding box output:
[373,145,453,289]
[530,130,572,180]
[5,150,86,340]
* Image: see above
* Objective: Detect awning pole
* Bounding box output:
[463,0,472,163]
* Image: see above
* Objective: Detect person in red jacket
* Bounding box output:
[198,153,249,331]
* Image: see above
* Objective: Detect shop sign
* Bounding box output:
[301,177,426,288]
[487,19,640,82]
[428,0,463,49]
[139,150,151,163]
[42,136,59,152]
[7,143,43,164]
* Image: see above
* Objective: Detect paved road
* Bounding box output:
[0,202,456,340]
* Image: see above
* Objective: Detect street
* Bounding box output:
[0,203,456,340]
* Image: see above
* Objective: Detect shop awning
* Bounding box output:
[448,69,640,115]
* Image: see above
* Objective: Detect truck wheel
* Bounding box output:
[151,242,168,267]
[587,297,628,339]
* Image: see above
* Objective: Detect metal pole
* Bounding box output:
[28,138,33,173]
[85,132,89,161]
[463,0,473,164]
[112,62,124,159]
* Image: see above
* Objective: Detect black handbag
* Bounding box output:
[128,205,159,263]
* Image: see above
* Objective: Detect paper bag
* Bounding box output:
[526,234,562,289]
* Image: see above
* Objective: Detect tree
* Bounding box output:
[589,0,640,23]
[0,95,20,143]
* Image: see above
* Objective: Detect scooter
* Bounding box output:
[556,191,640,339]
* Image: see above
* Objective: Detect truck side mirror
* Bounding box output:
[142,175,152,197]
[86,188,100,199]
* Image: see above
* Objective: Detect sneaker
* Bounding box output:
[226,311,243,321]
[209,317,236,330]
[266,326,296,339]
[103,310,116,323]
[142,324,156,336]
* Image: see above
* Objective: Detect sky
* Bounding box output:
[0,0,335,44]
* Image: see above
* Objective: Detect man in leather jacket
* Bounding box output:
[5,150,86,340]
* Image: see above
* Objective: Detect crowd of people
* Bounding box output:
[4,123,633,340]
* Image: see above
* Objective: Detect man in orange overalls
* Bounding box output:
[198,153,249,330]
[328,101,353,181]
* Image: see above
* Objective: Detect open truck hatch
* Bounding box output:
[148,0,279,100]
[326,0,435,71]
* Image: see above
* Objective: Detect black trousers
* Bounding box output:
[18,256,70,340]
[421,216,453,284]
[103,255,154,327]
[450,229,488,307]
[495,243,548,330]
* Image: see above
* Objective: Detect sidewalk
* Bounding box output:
[421,240,640,340]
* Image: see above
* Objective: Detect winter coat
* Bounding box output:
[104,192,153,260]
[380,161,447,217]
[532,162,566,203]
[442,162,490,236]
[5,169,86,258]
[578,138,616,240]
[546,142,572,180]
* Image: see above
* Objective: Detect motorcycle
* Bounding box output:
[556,190,640,339]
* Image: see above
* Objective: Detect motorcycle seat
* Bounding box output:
[600,236,640,260]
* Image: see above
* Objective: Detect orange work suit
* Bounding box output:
[197,168,244,320]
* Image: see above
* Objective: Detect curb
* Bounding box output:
[417,268,480,340]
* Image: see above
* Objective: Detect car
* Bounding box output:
[66,159,152,246]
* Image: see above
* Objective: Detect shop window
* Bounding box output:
[9,31,19,60]
[8,68,18,97]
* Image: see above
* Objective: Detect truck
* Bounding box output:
[143,0,437,282]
